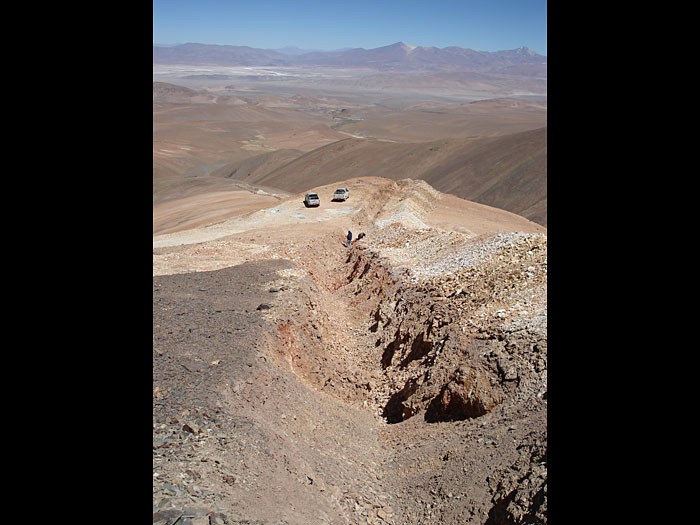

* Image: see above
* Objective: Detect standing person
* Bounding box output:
[346,230,352,248]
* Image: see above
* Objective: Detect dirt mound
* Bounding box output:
[153,177,546,523]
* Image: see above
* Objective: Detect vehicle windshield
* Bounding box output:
[335,189,346,193]
[308,194,318,198]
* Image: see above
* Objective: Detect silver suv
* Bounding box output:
[304,192,320,207]
[333,188,349,201]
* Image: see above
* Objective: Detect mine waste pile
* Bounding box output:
[153,178,547,525]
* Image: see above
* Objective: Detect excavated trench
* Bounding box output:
[268,234,546,429]
[252,231,548,523]
[153,230,547,524]
[350,247,509,425]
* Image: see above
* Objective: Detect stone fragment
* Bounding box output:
[425,366,499,422]
[182,422,200,434]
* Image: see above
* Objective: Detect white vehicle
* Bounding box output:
[332,188,350,201]
[304,192,320,207]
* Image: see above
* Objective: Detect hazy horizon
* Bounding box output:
[152,40,546,56]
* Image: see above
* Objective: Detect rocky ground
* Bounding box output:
[153,177,547,524]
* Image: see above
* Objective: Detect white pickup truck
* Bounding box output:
[332,188,350,201]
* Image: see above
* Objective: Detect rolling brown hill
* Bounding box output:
[154,82,546,226]
[225,127,547,227]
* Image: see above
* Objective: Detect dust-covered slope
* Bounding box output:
[241,127,547,226]
[419,127,547,227]
[209,148,305,185]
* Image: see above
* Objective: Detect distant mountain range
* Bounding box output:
[153,42,546,75]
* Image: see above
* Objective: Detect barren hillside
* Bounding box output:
[153,177,547,524]
[228,128,547,227]
[154,82,546,226]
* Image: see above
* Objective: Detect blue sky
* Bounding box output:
[153,0,547,56]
